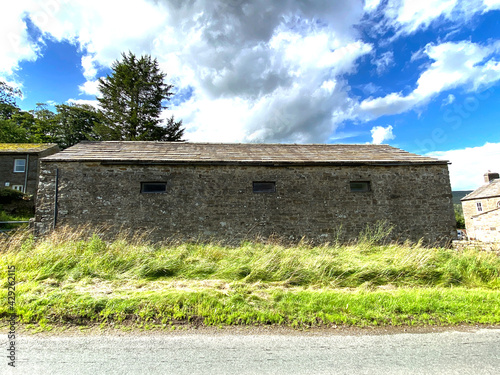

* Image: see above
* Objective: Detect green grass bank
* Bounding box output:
[1,227,499,330]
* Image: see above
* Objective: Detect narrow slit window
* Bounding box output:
[477,202,483,212]
[253,181,276,193]
[14,159,26,173]
[141,182,167,194]
[350,181,371,192]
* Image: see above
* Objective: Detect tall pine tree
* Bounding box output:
[96,52,184,141]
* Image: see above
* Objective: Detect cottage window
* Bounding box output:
[253,181,276,193]
[14,159,26,173]
[12,185,24,192]
[476,202,483,212]
[497,201,500,208]
[350,181,371,192]
[141,182,167,194]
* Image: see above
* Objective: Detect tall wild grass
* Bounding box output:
[1,226,499,289]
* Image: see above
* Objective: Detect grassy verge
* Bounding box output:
[0,209,30,231]
[1,227,499,330]
[0,188,33,230]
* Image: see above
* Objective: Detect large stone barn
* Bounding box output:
[33,141,456,245]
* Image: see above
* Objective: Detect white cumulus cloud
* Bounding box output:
[484,0,500,10]
[427,142,500,190]
[359,40,500,119]
[78,80,100,96]
[364,0,383,12]
[2,0,499,145]
[0,3,39,74]
[6,0,373,143]
[371,125,395,144]
[383,0,489,36]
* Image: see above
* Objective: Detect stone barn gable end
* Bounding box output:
[34,141,456,245]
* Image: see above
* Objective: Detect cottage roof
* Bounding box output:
[0,143,59,154]
[461,179,500,201]
[42,141,447,165]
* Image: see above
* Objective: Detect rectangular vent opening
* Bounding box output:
[253,181,276,193]
[141,182,167,194]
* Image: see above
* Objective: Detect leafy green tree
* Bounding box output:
[0,118,30,142]
[10,110,37,136]
[96,52,184,141]
[0,83,33,143]
[28,103,58,143]
[454,204,465,229]
[54,103,103,148]
[0,102,19,120]
[0,103,58,144]
[0,105,36,143]
[0,82,38,143]
[0,80,22,106]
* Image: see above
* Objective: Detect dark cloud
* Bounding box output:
[155,0,368,142]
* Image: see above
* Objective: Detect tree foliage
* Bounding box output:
[29,103,59,143]
[96,52,184,141]
[454,204,465,229]
[0,100,104,148]
[0,117,30,143]
[0,80,22,106]
[0,52,185,147]
[55,104,104,149]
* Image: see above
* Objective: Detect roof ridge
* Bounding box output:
[77,141,396,147]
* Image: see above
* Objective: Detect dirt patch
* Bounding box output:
[452,240,500,254]
[2,322,499,337]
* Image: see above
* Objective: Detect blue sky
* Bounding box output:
[1,0,500,190]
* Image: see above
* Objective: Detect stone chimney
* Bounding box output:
[484,172,499,183]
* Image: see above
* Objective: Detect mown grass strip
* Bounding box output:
[1,287,499,328]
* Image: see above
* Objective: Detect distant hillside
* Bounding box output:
[452,191,473,204]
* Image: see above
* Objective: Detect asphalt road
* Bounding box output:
[2,328,499,375]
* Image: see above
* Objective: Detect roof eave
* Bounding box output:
[461,193,500,201]
[40,159,449,167]
[0,144,59,154]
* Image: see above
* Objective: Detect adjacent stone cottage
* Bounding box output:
[0,143,59,196]
[461,172,500,242]
[34,141,456,244]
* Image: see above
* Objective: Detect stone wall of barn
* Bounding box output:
[34,161,456,245]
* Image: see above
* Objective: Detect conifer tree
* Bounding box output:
[96,52,184,141]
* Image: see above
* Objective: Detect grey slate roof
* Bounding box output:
[42,141,447,165]
[461,179,500,201]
